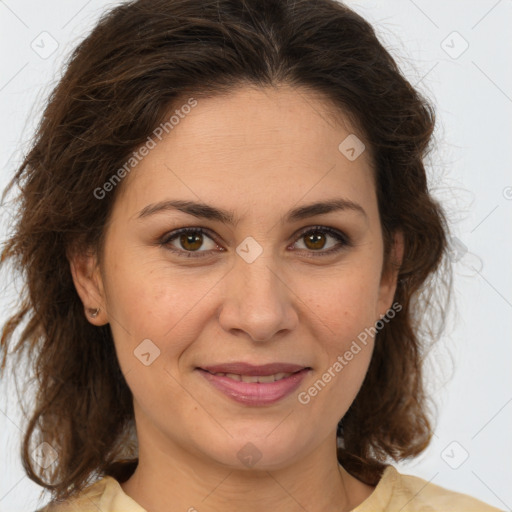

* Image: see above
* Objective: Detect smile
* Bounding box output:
[208,371,295,383]
[197,367,310,406]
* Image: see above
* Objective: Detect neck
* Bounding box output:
[120,430,375,512]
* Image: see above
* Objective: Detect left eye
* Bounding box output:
[293,227,349,255]
[160,226,350,258]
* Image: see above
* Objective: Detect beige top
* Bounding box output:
[37,464,503,512]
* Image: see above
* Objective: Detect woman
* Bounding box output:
[0,0,502,510]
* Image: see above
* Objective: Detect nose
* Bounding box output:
[217,254,299,343]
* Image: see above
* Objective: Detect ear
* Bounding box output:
[68,246,108,326]
[377,230,404,317]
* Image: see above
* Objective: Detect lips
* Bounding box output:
[199,362,307,376]
[196,362,311,406]
[208,372,294,383]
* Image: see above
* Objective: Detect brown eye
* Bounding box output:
[303,231,328,250]
[293,226,350,256]
[161,228,219,257]
[160,225,350,259]
[179,232,204,251]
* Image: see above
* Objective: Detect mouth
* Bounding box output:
[196,362,311,406]
[202,371,298,383]
[198,361,309,376]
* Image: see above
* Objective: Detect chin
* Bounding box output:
[200,430,307,471]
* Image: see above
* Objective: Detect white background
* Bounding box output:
[0,1,511,510]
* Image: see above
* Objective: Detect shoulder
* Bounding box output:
[35,475,143,512]
[35,478,107,512]
[354,465,504,512]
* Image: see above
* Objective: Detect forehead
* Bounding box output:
[165,85,364,157]
[112,84,377,221]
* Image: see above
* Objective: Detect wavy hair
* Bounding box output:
[0,0,451,504]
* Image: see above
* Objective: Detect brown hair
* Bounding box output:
[0,0,451,504]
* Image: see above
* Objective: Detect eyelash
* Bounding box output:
[159,225,351,259]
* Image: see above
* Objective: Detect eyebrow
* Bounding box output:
[136,198,367,224]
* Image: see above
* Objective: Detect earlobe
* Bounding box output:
[68,248,108,325]
[377,230,404,317]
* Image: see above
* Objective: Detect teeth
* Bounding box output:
[247,374,274,383]
[212,371,293,383]
[241,374,268,383]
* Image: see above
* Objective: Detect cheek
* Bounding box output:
[296,277,379,420]
[103,267,206,413]
[102,246,224,386]
[298,261,383,341]
[103,241,214,333]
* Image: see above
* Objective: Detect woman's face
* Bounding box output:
[73,85,401,471]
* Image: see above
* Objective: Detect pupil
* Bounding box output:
[181,233,202,251]
[306,232,325,250]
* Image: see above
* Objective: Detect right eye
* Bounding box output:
[160,227,224,258]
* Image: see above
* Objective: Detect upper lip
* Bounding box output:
[198,362,309,376]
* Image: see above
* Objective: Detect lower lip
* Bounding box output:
[197,368,310,406]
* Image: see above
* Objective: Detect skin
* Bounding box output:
[70,84,403,512]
